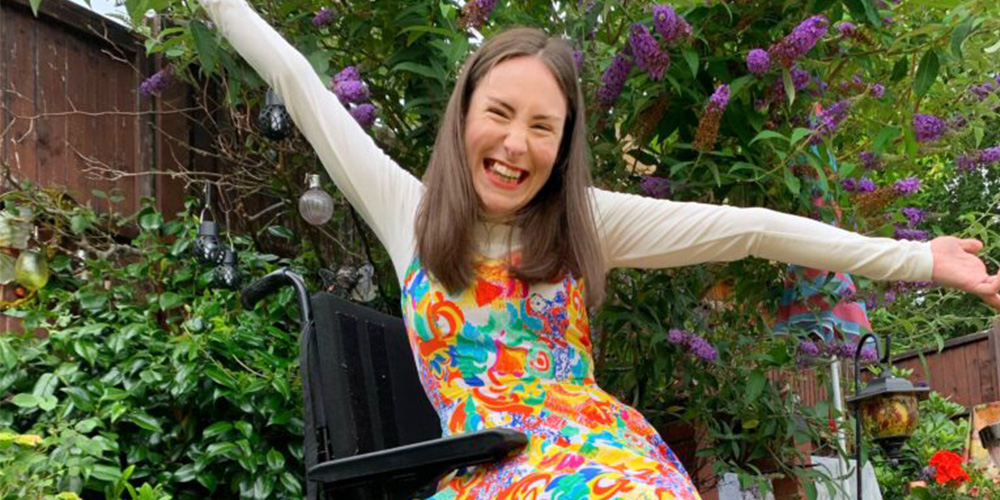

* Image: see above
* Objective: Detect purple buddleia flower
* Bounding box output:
[641,176,671,199]
[799,341,820,358]
[883,16,894,25]
[956,154,978,172]
[333,79,369,105]
[970,83,995,99]
[836,22,856,36]
[894,226,929,241]
[981,146,1000,164]
[349,103,377,129]
[920,466,937,482]
[865,293,878,311]
[652,4,691,45]
[883,290,896,304]
[870,83,885,98]
[668,328,689,346]
[708,84,730,113]
[858,151,881,171]
[811,100,850,142]
[572,50,584,73]
[332,66,361,87]
[857,177,876,193]
[313,8,335,27]
[687,335,718,362]
[597,53,633,108]
[860,346,879,364]
[461,0,497,30]
[630,24,670,81]
[747,49,770,76]
[769,15,829,68]
[841,178,858,192]
[693,84,730,152]
[140,65,174,95]
[913,113,945,143]
[901,207,925,226]
[792,68,812,91]
[852,74,863,86]
[894,177,921,195]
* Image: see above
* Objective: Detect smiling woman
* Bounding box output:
[196,0,1000,497]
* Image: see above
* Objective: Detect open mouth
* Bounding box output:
[484,158,528,187]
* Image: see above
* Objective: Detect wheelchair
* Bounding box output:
[241,268,528,499]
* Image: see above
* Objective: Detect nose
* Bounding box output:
[502,125,528,159]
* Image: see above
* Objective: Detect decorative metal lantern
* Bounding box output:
[15,249,50,291]
[258,90,293,141]
[193,219,223,264]
[979,423,1000,468]
[211,247,241,290]
[846,332,928,500]
[298,174,334,226]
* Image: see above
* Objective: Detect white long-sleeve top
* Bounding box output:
[201,0,934,287]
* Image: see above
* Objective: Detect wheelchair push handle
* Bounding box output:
[240,268,312,326]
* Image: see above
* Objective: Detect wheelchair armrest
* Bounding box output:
[306,428,527,489]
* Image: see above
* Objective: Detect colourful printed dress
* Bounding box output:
[202,1,937,497]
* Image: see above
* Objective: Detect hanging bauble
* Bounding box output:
[257,90,293,141]
[15,250,49,291]
[0,207,33,249]
[298,174,334,226]
[211,248,242,290]
[0,253,15,285]
[192,220,223,264]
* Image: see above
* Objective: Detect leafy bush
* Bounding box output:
[0,185,309,499]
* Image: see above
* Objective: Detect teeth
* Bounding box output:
[486,159,523,184]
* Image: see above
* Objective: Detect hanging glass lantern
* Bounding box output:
[258,90,293,141]
[192,219,223,264]
[211,248,241,290]
[15,250,49,291]
[0,253,16,285]
[298,174,334,226]
[0,206,33,249]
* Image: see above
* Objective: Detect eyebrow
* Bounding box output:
[486,96,561,122]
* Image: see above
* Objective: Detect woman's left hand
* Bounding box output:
[931,236,1000,311]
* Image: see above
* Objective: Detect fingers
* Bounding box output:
[983,292,1000,312]
[959,238,984,254]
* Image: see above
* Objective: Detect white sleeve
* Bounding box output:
[201,0,422,282]
[591,188,934,282]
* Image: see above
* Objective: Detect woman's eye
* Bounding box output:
[487,108,507,117]
[533,124,552,131]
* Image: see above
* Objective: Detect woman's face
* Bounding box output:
[464,56,568,219]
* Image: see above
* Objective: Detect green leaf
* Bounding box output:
[745,371,767,402]
[280,472,302,496]
[139,212,162,232]
[74,418,100,433]
[749,130,788,145]
[682,48,698,77]
[392,62,444,84]
[206,442,237,457]
[872,126,901,153]
[159,292,184,311]
[190,20,218,75]
[789,127,813,146]
[204,364,236,388]
[204,421,233,439]
[783,167,801,195]
[37,395,57,411]
[986,39,1000,54]
[266,225,294,240]
[306,50,332,77]
[32,372,59,399]
[234,420,253,438]
[29,0,42,16]
[266,449,285,470]
[890,56,909,83]
[913,49,940,98]
[129,411,163,433]
[781,68,795,106]
[173,463,198,482]
[91,464,122,482]
[70,214,94,234]
[951,16,975,59]
[11,393,38,408]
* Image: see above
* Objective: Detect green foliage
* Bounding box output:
[0,187,307,499]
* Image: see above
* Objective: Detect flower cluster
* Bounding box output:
[796,339,878,366]
[667,329,718,362]
[460,0,498,30]
[841,177,876,194]
[894,226,929,241]
[312,8,334,28]
[693,84,730,152]
[869,83,885,98]
[640,176,671,199]
[768,15,829,69]
[969,75,1000,99]
[955,145,1000,173]
[139,65,174,95]
[652,5,691,45]
[858,151,882,171]
[597,53,634,108]
[810,100,850,144]
[901,207,926,226]
[630,24,670,81]
[913,113,946,143]
[893,176,921,195]
[928,450,970,486]
[572,50,584,73]
[330,67,376,129]
[746,49,770,76]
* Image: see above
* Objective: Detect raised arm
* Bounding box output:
[199,0,422,281]
[592,188,933,281]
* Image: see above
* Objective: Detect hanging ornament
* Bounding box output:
[15,249,49,291]
[258,90,293,141]
[298,174,334,226]
[211,247,242,290]
[192,185,223,264]
[0,206,33,249]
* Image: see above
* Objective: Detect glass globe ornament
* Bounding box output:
[257,90,293,141]
[211,248,242,290]
[192,220,223,264]
[299,174,334,226]
[15,249,49,291]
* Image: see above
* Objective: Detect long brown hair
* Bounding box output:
[415,27,605,307]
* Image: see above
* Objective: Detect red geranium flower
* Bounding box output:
[929,450,970,486]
